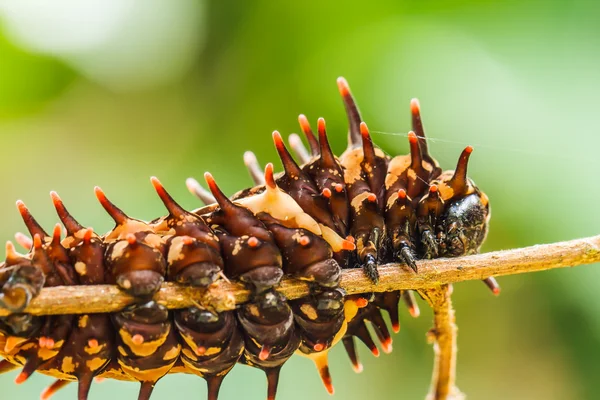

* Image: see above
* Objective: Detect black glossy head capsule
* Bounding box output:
[433,147,491,257]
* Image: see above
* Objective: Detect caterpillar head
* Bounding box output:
[439,190,490,257]
[432,147,490,258]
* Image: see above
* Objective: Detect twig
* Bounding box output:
[420,285,464,400]
[1,234,599,317]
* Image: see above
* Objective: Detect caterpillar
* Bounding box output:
[0,77,498,400]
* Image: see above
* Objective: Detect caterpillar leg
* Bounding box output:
[402,290,421,318]
[138,381,156,400]
[206,374,226,400]
[483,277,501,295]
[77,373,94,400]
[41,379,71,400]
[265,366,282,400]
[342,337,363,373]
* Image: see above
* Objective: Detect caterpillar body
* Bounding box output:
[0,77,497,400]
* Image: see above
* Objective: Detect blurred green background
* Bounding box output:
[1,0,599,399]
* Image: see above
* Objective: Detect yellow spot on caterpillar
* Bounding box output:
[182,348,198,361]
[119,359,176,383]
[61,357,76,374]
[300,304,318,320]
[120,327,169,357]
[78,315,89,328]
[4,336,27,354]
[118,346,128,356]
[86,357,108,372]
[162,345,181,361]
[84,343,105,355]
[38,347,59,361]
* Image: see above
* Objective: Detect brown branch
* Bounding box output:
[2,234,599,317]
[420,285,464,400]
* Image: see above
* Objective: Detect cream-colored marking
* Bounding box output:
[150,218,169,233]
[291,231,303,242]
[110,241,129,260]
[386,191,399,211]
[422,161,433,172]
[232,238,242,256]
[350,192,372,212]
[300,304,318,320]
[74,261,87,276]
[385,155,411,189]
[339,148,363,184]
[86,357,107,372]
[236,184,322,236]
[319,225,352,252]
[167,236,187,264]
[407,168,417,181]
[437,182,455,201]
[78,315,89,328]
[144,233,165,250]
[61,236,75,249]
[105,219,153,242]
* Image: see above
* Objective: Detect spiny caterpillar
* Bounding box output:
[0,77,498,400]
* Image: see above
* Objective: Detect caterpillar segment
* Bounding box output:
[95,187,167,298]
[338,123,388,284]
[150,177,223,288]
[292,289,346,394]
[293,117,351,270]
[204,171,284,292]
[237,290,300,400]
[0,203,78,386]
[271,131,338,235]
[175,308,244,400]
[0,76,499,399]
[112,302,181,400]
